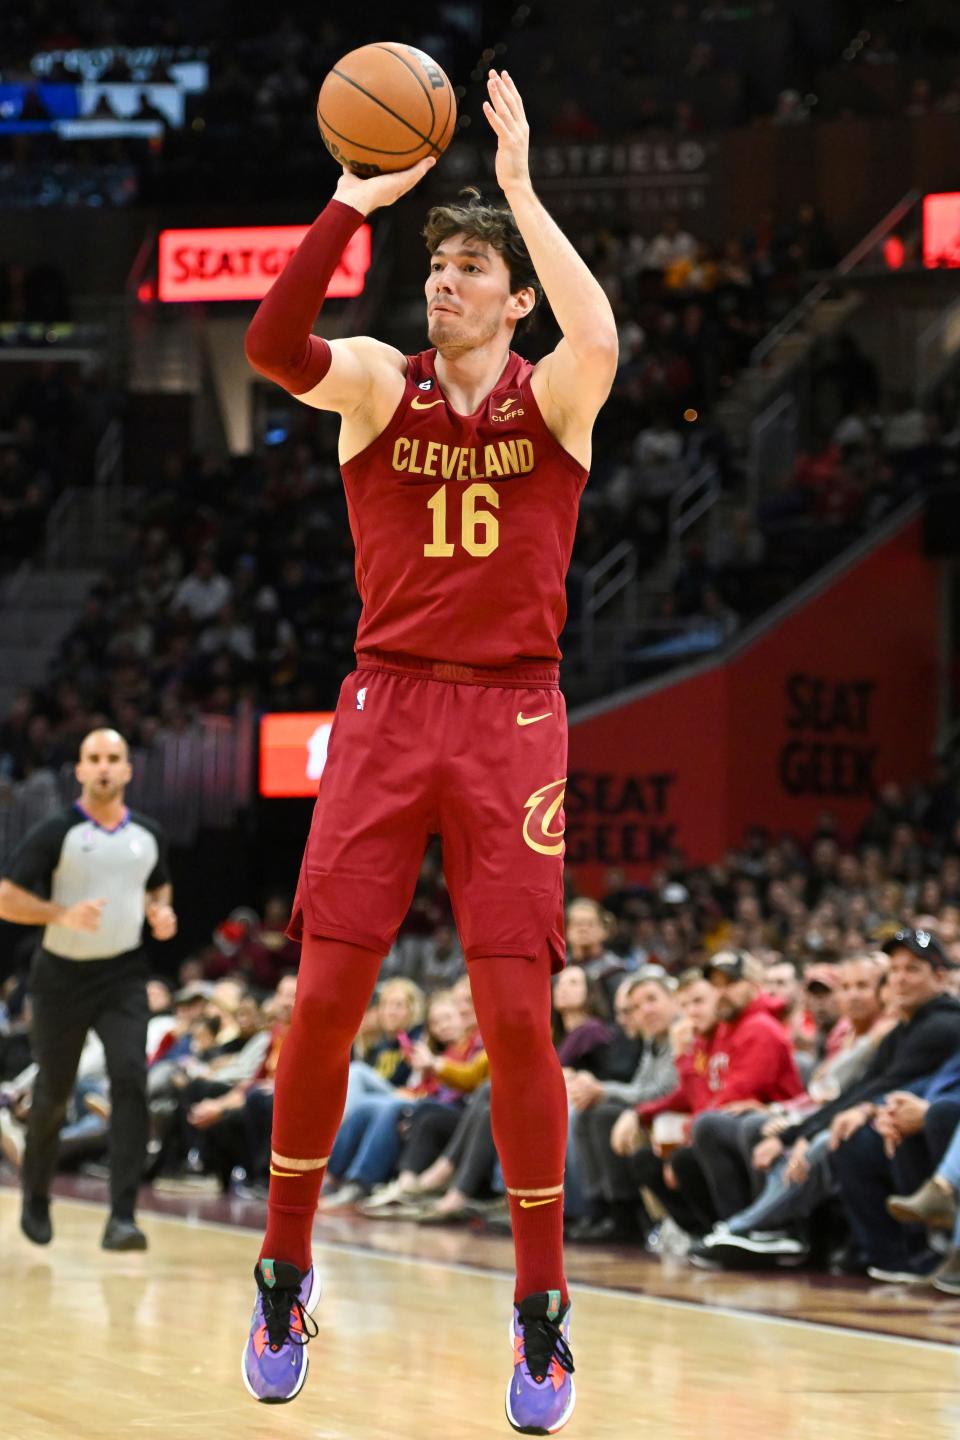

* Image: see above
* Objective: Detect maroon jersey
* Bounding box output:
[343,348,588,668]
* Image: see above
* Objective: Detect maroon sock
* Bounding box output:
[467,952,569,1306]
[259,934,382,1273]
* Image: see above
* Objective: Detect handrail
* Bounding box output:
[668,461,720,547]
[44,490,76,568]
[747,392,797,509]
[579,540,638,663]
[94,418,123,490]
[126,225,157,297]
[915,296,960,400]
[750,188,921,370]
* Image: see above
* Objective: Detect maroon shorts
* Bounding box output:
[289,658,567,970]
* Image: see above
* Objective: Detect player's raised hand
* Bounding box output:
[60,898,106,933]
[335,157,436,217]
[483,69,531,194]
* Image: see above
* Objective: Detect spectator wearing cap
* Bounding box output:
[827,931,960,1280]
[698,930,960,1270]
[635,951,804,1234]
[567,966,678,1242]
[803,965,845,1062]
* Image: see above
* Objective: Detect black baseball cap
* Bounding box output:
[882,928,949,968]
[704,951,765,984]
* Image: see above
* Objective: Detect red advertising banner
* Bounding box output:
[923,192,960,268]
[158,224,371,303]
[567,516,941,895]
[259,712,335,798]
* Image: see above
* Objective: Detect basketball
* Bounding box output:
[316,43,457,177]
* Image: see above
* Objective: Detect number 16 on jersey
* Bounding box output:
[424,483,500,558]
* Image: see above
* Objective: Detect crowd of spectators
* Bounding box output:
[0,359,116,583]
[4,233,958,775]
[0,197,828,764]
[3,1,960,207]
[7,774,960,1293]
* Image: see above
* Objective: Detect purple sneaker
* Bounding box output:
[506,1291,576,1435]
[241,1258,321,1403]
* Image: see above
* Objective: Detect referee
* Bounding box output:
[0,727,177,1251]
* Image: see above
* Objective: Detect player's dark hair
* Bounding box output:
[422,187,542,332]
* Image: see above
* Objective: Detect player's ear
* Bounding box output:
[510,286,536,320]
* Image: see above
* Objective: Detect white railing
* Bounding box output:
[94,417,123,490]
[750,189,921,372]
[578,539,638,663]
[747,392,798,509]
[915,297,960,401]
[668,461,721,551]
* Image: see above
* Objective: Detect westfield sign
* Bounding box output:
[157,224,371,302]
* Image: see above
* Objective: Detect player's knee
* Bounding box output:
[483,998,551,1065]
[293,986,366,1047]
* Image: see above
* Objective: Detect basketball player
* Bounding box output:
[0,728,176,1251]
[241,70,617,1433]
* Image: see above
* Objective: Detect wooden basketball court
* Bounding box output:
[3,1185,960,1440]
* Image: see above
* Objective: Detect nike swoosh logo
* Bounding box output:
[519,1197,558,1209]
[411,396,445,410]
[517,712,552,727]
[269,1167,304,1179]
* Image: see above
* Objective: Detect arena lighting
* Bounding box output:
[259,712,337,797]
[157,224,371,302]
[923,192,960,268]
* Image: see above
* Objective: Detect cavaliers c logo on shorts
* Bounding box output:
[522,778,567,856]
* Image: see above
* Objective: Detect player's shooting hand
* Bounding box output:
[60,898,106,933]
[483,70,531,195]
[146,902,178,941]
[334,157,436,217]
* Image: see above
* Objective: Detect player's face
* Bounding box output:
[75,728,132,802]
[425,235,518,354]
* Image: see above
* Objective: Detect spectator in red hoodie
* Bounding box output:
[633,951,804,1235]
[632,968,720,1142]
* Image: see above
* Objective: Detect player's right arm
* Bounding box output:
[244,159,435,417]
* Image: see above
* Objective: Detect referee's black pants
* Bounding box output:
[24,948,149,1221]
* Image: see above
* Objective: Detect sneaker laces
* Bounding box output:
[261,1285,318,1353]
[519,1313,575,1385]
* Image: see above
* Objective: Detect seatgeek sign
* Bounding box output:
[259,712,336,798]
[158,224,371,303]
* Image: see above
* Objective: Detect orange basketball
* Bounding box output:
[316,43,457,177]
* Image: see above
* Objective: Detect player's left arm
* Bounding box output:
[484,70,618,464]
